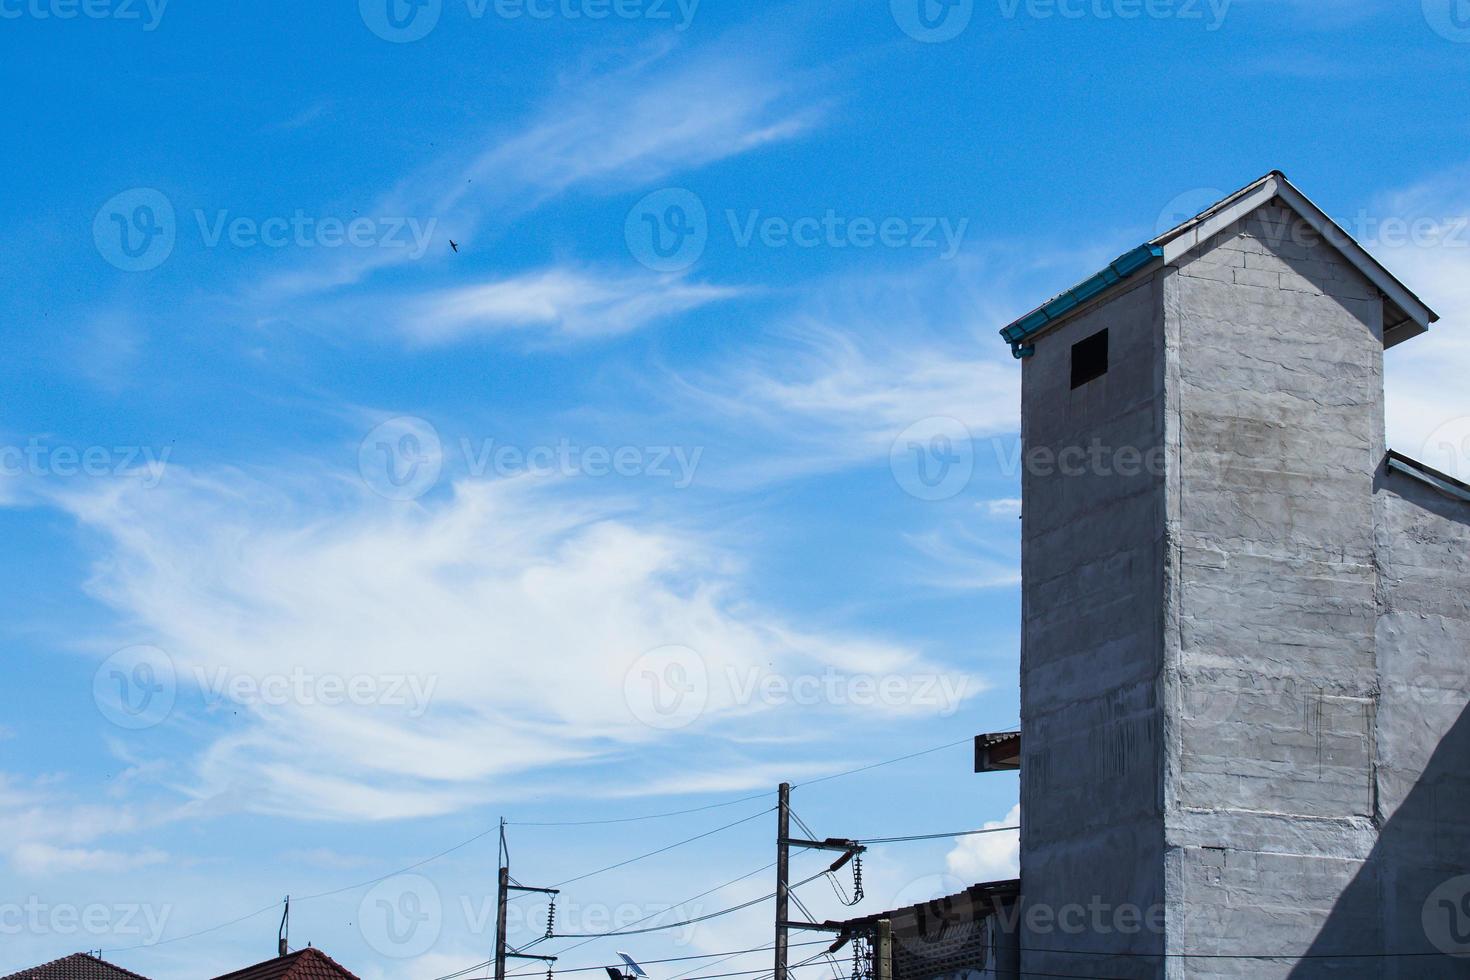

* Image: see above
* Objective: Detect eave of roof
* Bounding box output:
[998,171,1441,358]
[835,880,1021,931]
[1386,451,1470,504]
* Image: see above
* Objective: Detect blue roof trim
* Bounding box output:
[999,244,1164,358]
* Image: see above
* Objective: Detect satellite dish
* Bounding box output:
[616,952,649,978]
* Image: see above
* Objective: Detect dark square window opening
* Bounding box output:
[1071,328,1109,389]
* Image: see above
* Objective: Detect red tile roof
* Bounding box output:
[209,948,360,980]
[0,953,152,980]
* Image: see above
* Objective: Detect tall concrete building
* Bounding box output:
[997,172,1470,978]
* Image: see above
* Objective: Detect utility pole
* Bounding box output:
[495,819,559,980]
[774,782,868,980]
[874,919,891,980]
[774,782,791,980]
[494,865,510,980]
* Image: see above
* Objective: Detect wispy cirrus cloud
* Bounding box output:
[11,842,169,875]
[403,267,743,343]
[664,258,1025,485]
[50,467,975,822]
[269,35,824,299]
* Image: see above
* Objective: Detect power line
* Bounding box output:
[537,862,777,958]
[550,868,831,939]
[792,736,979,789]
[547,806,774,890]
[100,900,285,953]
[510,733,983,829]
[103,733,984,956]
[855,825,1019,844]
[498,940,830,979]
[510,793,773,828]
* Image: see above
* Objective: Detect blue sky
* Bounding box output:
[3,1,1470,978]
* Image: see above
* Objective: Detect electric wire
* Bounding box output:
[853,826,1019,845]
[549,868,830,939]
[545,806,775,892]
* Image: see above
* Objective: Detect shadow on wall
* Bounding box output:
[1293,478,1470,979]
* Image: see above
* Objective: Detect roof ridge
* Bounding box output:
[1,952,154,980]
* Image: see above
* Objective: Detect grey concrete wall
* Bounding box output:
[1300,471,1470,979]
[1018,271,1169,980]
[1015,198,1469,979]
[1160,203,1388,979]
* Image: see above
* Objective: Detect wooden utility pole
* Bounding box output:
[774,782,791,980]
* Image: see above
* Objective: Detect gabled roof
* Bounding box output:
[0,953,152,980]
[209,948,360,980]
[999,171,1441,358]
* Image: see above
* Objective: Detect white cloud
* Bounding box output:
[269,36,821,297]
[904,524,1021,591]
[11,842,168,875]
[1368,170,1470,481]
[944,804,1020,883]
[984,498,1022,517]
[52,469,974,821]
[406,267,742,343]
[673,260,1024,485]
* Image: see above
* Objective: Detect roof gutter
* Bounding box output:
[1386,451,1470,504]
[998,244,1163,359]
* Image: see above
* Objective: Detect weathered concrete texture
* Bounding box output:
[1162,205,1387,979]
[1014,199,1470,979]
[1019,271,1168,980]
[1299,472,1470,979]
